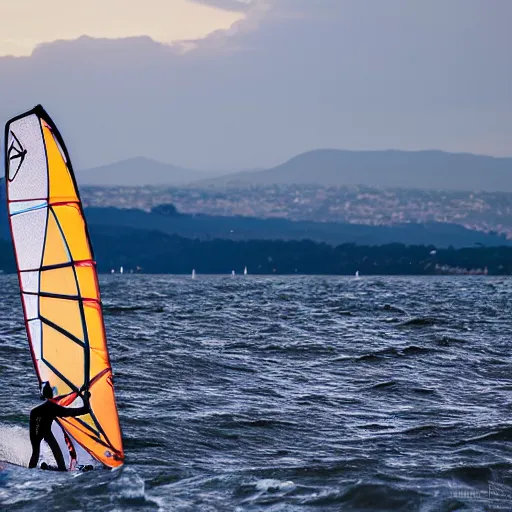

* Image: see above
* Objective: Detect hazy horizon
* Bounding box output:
[83,147,511,172]
[0,0,510,176]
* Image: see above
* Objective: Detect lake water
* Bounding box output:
[1,275,512,511]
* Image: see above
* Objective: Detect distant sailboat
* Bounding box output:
[244,266,248,275]
[192,269,196,279]
[355,270,360,279]
[119,266,124,275]
[231,270,235,277]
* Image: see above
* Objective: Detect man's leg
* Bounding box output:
[28,412,42,469]
[43,432,67,471]
[28,435,41,469]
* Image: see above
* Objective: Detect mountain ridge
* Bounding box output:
[77,156,216,186]
[196,149,512,191]
[76,149,512,190]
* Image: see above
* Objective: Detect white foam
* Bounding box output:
[0,424,57,468]
[109,467,146,499]
[0,425,31,467]
[255,479,296,492]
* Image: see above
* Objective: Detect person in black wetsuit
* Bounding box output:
[28,382,90,471]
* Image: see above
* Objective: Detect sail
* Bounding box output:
[4,105,124,469]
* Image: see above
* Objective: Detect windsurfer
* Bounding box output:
[28,382,90,471]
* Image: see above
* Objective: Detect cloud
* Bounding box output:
[184,0,272,52]
[0,0,244,56]
[189,0,256,12]
[0,0,510,173]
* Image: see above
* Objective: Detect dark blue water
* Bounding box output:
[1,275,512,511]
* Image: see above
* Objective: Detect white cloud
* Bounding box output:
[0,0,244,56]
[190,0,257,12]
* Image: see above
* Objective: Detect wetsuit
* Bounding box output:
[28,400,89,471]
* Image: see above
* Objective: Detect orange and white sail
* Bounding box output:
[4,105,124,469]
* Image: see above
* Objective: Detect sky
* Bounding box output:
[0,0,510,171]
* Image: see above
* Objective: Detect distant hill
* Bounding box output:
[1,228,511,275]
[77,157,220,186]
[82,206,510,249]
[74,149,512,190]
[197,149,512,192]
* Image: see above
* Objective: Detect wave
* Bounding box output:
[354,423,393,431]
[402,424,459,438]
[442,465,493,485]
[369,381,436,394]
[410,387,437,395]
[383,304,408,314]
[357,347,401,361]
[399,317,442,327]
[332,308,355,316]
[305,482,425,509]
[103,305,165,315]
[257,342,338,356]
[402,345,430,355]
[254,478,296,492]
[0,327,25,335]
[463,426,512,444]
[123,436,167,449]
[200,413,297,431]
[0,344,25,355]
[232,418,298,429]
[436,335,468,346]
[357,345,437,362]
[371,380,398,390]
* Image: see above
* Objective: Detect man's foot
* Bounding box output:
[40,462,59,471]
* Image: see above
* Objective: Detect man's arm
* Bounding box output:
[51,392,91,418]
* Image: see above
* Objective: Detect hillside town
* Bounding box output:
[81,184,512,239]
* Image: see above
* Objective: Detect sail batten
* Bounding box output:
[4,105,124,469]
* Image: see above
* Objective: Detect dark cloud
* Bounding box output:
[0,0,510,172]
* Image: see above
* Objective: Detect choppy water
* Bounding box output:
[1,275,512,511]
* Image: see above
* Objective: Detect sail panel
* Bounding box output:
[40,364,73,397]
[20,271,39,293]
[5,105,124,469]
[43,210,71,267]
[10,208,47,270]
[42,326,84,388]
[42,121,78,204]
[6,114,47,200]
[9,199,47,215]
[52,205,91,262]
[90,370,123,446]
[22,293,38,320]
[40,297,84,340]
[27,319,42,360]
[84,303,109,380]
[40,267,79,296]
[75,264,100,300]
